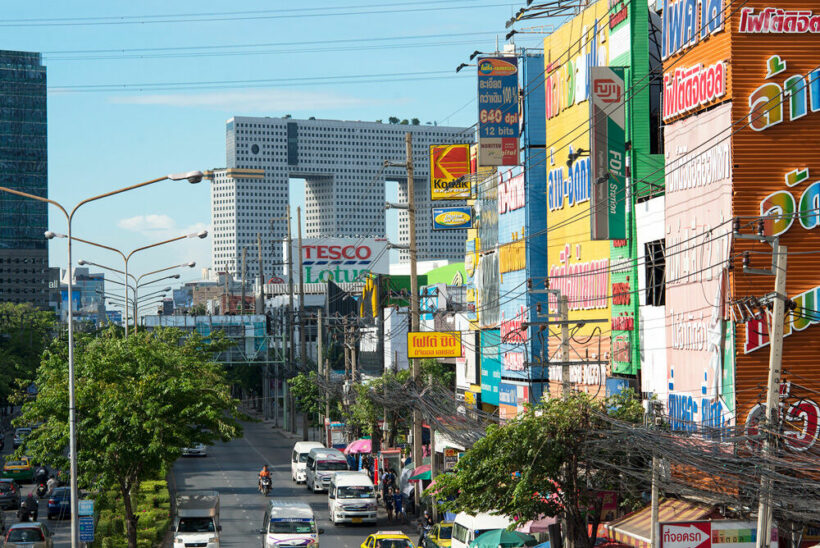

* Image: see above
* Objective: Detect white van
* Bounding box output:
[328,471,378,525]
[305,448,348,493]
[258,500,323,548]
[291,441,324,483]
[451,511,512,548]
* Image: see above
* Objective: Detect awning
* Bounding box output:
[602,499,713,548]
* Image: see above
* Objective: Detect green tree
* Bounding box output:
[388,116,400,124]
[0,302,56,405]
[189,303,207,316]
[411,118,420,125]
[18,327,242,548]
[288,371,332,425]
[400,119,409,125]
[433,392,643,548]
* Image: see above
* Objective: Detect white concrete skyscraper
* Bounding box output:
[210,117,472,280]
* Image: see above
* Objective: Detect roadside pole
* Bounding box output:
[560,296,570,397]
[286,205,296,433]
[756,243,787,548]
[404,132,422,515]
[298,207,309,441]
[241,247,247,315]
[317,307,324,428]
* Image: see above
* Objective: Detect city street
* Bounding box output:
[171,419,417,548]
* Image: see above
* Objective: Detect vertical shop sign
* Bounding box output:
[477,57,520,166]
[590,66,627,240]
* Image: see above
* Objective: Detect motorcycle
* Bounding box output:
[259,476,272,496]
[17,504,37,522]
[36,483,48,498]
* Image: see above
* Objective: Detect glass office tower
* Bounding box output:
[0,50,48,309]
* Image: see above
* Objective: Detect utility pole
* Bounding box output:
[256,233,264,314]
[756,243,787,548]
[405,132,423,514]
[298,207,309,440]
[649,400,661,548]
[560,295,570,397]
[223,264,229,314]
[351,325,358,384]
[287,205,296,433]
[241,247,247,315]
[317,308,324,423]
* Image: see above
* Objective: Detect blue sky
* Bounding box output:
[1,0,545,307]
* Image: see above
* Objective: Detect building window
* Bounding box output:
[644,239,665,306]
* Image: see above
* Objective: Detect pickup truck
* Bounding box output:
[174,490,221,548]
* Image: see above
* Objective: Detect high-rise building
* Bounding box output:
[211,117,472,280]
[0,51,48,308]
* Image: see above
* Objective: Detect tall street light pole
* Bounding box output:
[0,169,203,548]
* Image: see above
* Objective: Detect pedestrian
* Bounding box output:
[384,486,395,522]
[381,465,396,499]
[393,488,405,524]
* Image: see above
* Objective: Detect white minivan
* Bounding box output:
[328,471,378,525]
[258,499,324,548]
[291,441,324,483]
[451,511,512,548]
[305,448,348,493]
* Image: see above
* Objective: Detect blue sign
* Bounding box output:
[78,499,94,516]
[480,330,501,406]
[79,515,94,542]
[432,206,473,230]
[477,57,519,139]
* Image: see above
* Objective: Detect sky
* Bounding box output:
[1,0,547,312]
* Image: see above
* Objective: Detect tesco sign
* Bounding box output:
[288,238,389,284]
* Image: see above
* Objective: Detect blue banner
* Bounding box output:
[432,206,473,230]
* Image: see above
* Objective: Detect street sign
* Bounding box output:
[407,331,462,359]
[78,499,94,516]
[661,521,711,548]
[79,515,94,542]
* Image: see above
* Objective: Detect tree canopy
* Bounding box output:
[0,302,56,405]
[433,391,644,548]
[18,327,242,548]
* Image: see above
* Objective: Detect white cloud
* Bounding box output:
[117,214,176,232]
[109,88,385,112]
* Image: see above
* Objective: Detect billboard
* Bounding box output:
[407,331,462,359]
[664,103,735,432]
[480,329,501,406]
[660,520,776,548]
[590,66,627,240]
[430,144,471,200]
[432,206,473,230]
[544,0,612,381]
[477,57,519,166]
[289,238,388,284]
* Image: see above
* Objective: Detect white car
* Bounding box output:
[181,443,207,457]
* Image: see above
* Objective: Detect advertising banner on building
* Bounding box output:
[289,238,389,284]
[590,65,627,240]
[659,520,777,548]
[664,103,735,432]
[544,0,612,386]
[407,331,462,359]
[432,206,473,230]
[480,329,501,406]
[730,5,820,451]
[430,144,471,200]
[477,57,519,166]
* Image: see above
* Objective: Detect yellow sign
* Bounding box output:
[407,331,462,358]
[430,144,471,200]
[499,239,526,275]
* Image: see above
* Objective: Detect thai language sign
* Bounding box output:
[407,331,462,359]
[477,57,519,166]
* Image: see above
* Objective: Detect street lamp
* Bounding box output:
[49,232,205,336]
[1,170,205,548]
[78,260,196,332]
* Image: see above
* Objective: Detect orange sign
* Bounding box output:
[430,144,471,200]
[407,331,462,358]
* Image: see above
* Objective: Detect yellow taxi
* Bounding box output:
[2,457,33,483]
[422,522,453,548]
[362,531,415,548]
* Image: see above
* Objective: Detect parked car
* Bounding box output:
[0,478,21,509]
[181,443,207,457]
[47,487,71,520]
[2,457,34,483]
[423,522,453,548]
[12,428,31,450]
[4,522,52,547]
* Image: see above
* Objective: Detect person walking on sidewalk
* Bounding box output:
[393,488,406,524]
[384,486,395,521]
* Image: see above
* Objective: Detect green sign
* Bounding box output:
[589,66,626,240]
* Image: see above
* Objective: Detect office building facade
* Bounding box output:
[0,51,49,308]
[212,117,472,280]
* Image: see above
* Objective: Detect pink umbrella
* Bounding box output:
[516,515,557,533]
[344,438,372,455]
[408,464,432,481]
